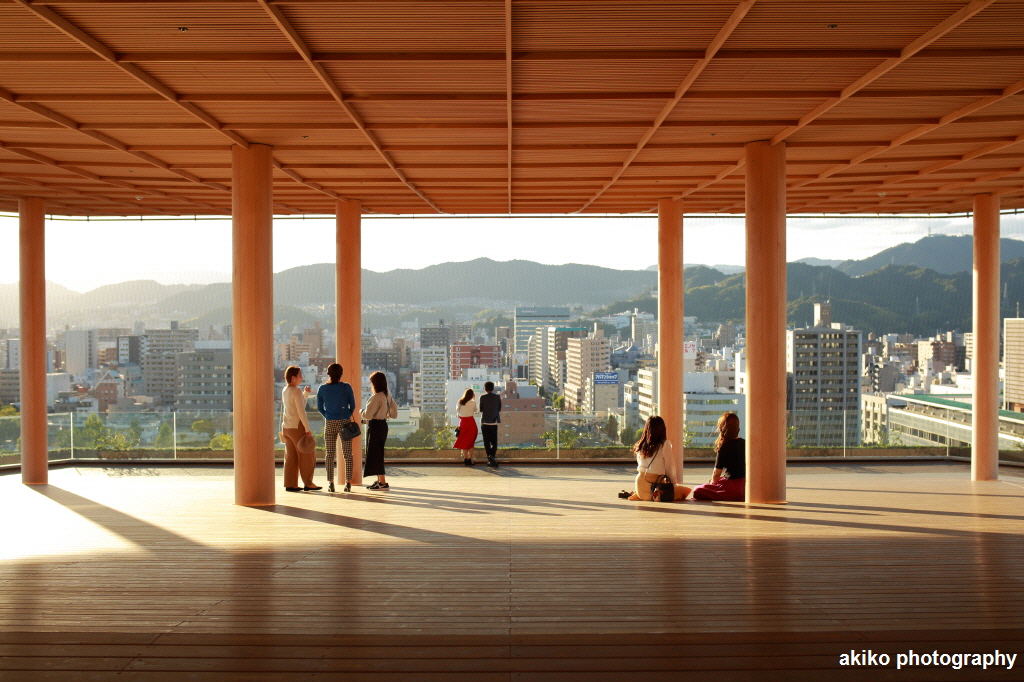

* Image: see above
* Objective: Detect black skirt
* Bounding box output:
[363,419,388,476]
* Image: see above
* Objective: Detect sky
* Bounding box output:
[1,211,1022,293]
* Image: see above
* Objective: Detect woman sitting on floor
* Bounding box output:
[689,412,745,502]
[623,415,691,502]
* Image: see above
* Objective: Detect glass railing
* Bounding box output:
[1,410,1021,466]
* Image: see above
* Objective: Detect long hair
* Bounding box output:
[458,388,475,406]
[326,363,343,384]
[634,415,667,458]
[284,365,301,384]
[714,412,741,453]
[369,371,389,396]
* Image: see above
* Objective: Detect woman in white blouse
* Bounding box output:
[452,388,479,466]
[623,415,689,502]
[361,371,398,490]
[280,365,320,492]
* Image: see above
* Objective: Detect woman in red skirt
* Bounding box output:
[453,388,479,466]
[689,412,746,502]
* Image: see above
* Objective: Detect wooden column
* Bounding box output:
[19,197,47,485]
[972,193,1000,481]
[336,199,363,485]
[657,198,685,479]
[745,140,787,504]
[232,143,275,506]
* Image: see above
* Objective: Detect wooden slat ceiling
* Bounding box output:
[1,0,1023,217]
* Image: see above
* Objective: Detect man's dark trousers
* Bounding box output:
[482,424,499,460]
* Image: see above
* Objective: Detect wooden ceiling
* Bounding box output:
[1,0,1023,217]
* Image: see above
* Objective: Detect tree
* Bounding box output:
[0,409,19,450]
[154,421,174,448]
[786,425,797,448]
[541,428,579,450]
[681,424,695,449]
[0,402,18,416]
[620,426,634,447]
[418,414,436,433]
[602,415,618,441]
[94,430,137,452]
[191,419,216,438]
[209,433,234,450]
[128,418,143,445]
[79,413,108,449]
[552,393,565,410]
[433,423,456,450]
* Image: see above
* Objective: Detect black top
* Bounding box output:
[714,438,746,479]
[479,392,501,423]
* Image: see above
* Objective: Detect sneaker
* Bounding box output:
[487,458,499,469]
[378,482,390,490]
[366,481,382,490]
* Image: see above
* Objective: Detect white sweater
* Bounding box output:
[281,385,312,431]
[456,399,477,418]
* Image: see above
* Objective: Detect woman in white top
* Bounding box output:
[623,415,691,502]
[361,371,398,490]
[452,388,478,466]
[280,365,320,492]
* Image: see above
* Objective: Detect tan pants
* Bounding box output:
[282,427,316,488]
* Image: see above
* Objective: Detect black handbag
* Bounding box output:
[644,446,675,502]
[340,420,361,441]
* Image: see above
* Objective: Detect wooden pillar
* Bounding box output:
[657,198,685,477]
[232,143,275,506]
[336,199,363,485]
[972,193,1000,481]
[19,197,47,485]
[745,140,787,504]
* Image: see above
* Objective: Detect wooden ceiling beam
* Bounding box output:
[505,0,513,214]
[770,1,998,145]
[662,0,1001,210]
[848,166,1024,213]
[0,139,229,213]
[12,88,1016,104]
[256,0,443,213]
[9,0,251,149]
[575,0,755,212]
[5,47,1023,63]
[0,171,167,214]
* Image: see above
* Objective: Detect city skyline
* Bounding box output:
[3,212,1022,293]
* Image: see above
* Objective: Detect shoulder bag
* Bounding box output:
[644,445,675,503]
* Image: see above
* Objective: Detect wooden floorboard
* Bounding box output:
[1,462,1022,680]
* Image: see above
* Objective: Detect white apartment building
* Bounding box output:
[634,366,744,446]
[4,338,19,370]
[143,326,198,354]
[563,334,610,411]
[630,314,658,351]
[64,328,98,377]
[413,346,447,415]
[512,307,571,355]
[527,329,548,391]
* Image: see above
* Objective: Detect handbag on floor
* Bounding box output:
[644,445,675,502]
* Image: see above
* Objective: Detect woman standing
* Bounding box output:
[690,412,746,501]
[362,371,398,490]
[453,388,478,466]
[280,365,321,492]
[317,362,356,493]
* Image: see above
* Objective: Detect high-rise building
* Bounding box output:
[117,335,148,365]
[563,333,610,411]
[143,326,198,355]
[630,313,658,351]
[412,347,447,415]
[786,308,862,447]
[175,350,233,412]
[450,344,501,379]
[513,307,571,355]
[303,321,325,355]
[64,329,99,376]
[713,323,737,349]
[420,320,454,351]
[142,352,179,406]
[527,328,548,391]
[1003,318,1024,412]
[545,326,587,395]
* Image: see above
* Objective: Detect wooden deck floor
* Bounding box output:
[1,461,1022,680]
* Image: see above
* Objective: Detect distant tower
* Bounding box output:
[814,301,832,328]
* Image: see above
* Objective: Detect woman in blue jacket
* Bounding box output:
[317,363,356,493]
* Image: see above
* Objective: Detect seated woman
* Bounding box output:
[690,412,745,502]
[623,415,691,502]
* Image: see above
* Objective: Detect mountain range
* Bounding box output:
[1,234,1022,333]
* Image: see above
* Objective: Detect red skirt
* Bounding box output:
[453,416,478,450]
[691,477,745,501]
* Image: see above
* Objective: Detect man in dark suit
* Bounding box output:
[479,381,501,468]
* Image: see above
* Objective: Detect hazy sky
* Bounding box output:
[1,211,1022,292]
